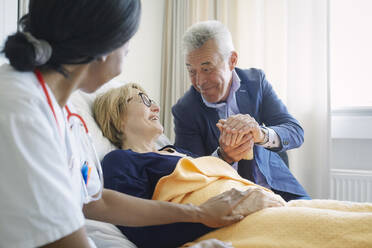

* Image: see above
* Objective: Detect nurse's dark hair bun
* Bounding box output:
[3,32,36,71]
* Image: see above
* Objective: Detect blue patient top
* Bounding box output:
[101,146,214,248]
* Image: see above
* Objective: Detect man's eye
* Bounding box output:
[202,68,211,72]
[188,70,196,76]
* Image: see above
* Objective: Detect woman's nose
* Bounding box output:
[150,101,160,112]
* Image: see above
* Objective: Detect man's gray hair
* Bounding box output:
[183,20,235,59]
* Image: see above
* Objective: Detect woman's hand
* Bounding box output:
[197,188,250,228]
[231,187,286,216]
[197,187,285,228]
[188,239,234,248]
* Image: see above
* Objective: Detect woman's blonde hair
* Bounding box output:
[93,83,146,148]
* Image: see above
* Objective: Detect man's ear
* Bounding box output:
[229,51,238,70]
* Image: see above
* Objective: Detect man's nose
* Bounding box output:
[196,73,207,88]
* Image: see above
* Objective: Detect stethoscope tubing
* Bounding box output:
[34,69,103,203]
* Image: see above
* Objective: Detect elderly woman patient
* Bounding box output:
[93,83,285,248]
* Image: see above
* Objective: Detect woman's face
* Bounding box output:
[122,90,164,139]
[80,42,130,93]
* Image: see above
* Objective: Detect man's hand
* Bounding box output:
[216,114,267,162]
[217,132,254,163]
[188,239,234,248]
[197,188,251,228]
[217,114,265,145]
[216,119,254,163]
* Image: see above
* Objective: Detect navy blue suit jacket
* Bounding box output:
[172,68,308,197]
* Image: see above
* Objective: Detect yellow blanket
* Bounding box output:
[152,156,372,248]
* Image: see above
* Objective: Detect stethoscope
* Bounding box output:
[34,69,103,203]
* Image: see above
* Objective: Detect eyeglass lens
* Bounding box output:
[139,92,155,107]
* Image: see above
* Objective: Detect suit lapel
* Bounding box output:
[194,87,221,145]
[236,82,253,115]
[204,107,220,142]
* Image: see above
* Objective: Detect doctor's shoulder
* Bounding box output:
[0,64,53,116]
[0,64,44,108]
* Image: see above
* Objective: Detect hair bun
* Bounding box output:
[23,32,52,66]
[3,32,38,71]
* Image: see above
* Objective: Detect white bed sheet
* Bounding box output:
[86,219,137,248]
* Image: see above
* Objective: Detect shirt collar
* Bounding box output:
[202,69,241,108]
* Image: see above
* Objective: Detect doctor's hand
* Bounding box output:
[188,239,234,248]
[216,123,254,163]
[217,114,265,146]
[197,188,251,228]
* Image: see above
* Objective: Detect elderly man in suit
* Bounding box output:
[172,20,310,201]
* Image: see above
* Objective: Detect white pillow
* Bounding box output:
[69,81,121,161]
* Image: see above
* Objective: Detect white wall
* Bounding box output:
[0,0,18,64]
[113,0,165,103]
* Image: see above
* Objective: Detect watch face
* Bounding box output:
[258,127,269,145]
[264,128,269,143]
[265,128,269,143]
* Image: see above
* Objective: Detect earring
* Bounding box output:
[97,56,108,62]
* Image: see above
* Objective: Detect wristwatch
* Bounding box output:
[256,126,269,145]
[216,146,223,158]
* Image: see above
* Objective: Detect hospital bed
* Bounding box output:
[70,81,372,248]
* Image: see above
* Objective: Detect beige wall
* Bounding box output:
[113,0,165,103]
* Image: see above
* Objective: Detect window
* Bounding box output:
[330,0,372,109]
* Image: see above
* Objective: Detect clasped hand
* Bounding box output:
[198,187,285,228]
[216,114,265,163]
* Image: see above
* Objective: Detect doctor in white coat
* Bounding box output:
[0,1,248,247]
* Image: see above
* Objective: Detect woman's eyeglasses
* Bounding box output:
[138,92,156,107]
[127,92,156,107]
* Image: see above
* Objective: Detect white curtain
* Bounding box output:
[160,0,220,142]
[160,0,189,142]
[285,0,330,199]
[160,0,331,199]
